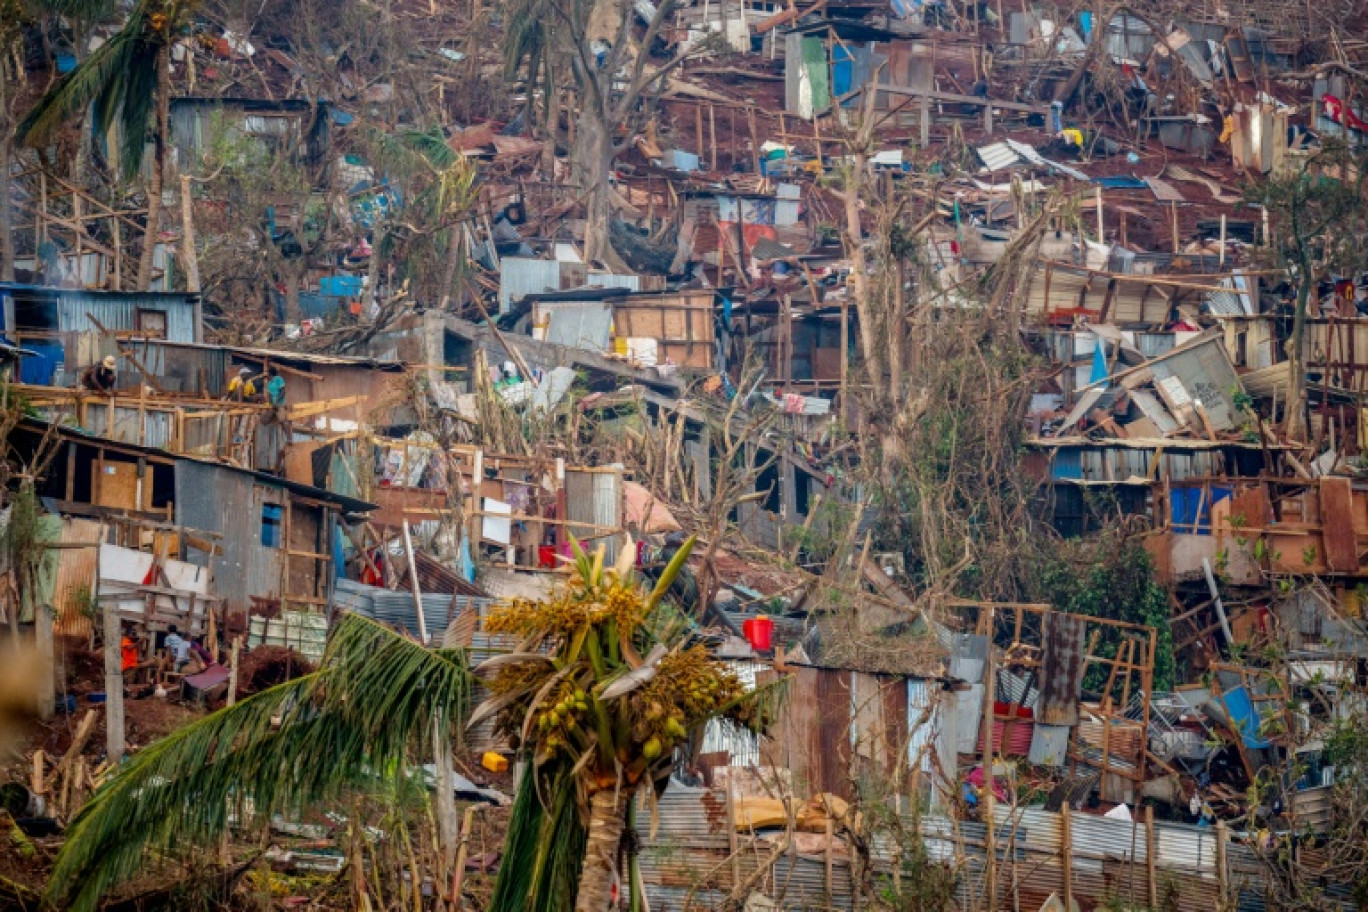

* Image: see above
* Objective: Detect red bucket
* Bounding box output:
[742,615,773,652]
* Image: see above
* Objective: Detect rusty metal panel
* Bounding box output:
[815,667,853,800]
[1319,477,1358,571]
[52,518,105,639]
[761,664,818,791]
[1037,611,1085,726]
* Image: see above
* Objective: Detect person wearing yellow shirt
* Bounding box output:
[224,367,258,401]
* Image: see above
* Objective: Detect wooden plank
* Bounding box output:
[864,83,1051,115]
[282,395,364,421]
[1319,476,1358,571]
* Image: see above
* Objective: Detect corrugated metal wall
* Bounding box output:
[175,460,281,624]
[564,468,622,562]
[639,789,1319,912]
[52,518,105,639]
[54,292,198,343]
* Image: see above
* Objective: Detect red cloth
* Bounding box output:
[1323,95,1368,133]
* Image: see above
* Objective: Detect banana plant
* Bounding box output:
[477,536,786,912]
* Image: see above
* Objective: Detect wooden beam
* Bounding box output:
[860,83,1052,115]
[231,353,324,381]
[282,396,365,421]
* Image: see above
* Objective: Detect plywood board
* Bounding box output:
[1319,476,1359,572]
[94,461,141,510]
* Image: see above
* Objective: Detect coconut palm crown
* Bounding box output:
[475,536,785,912]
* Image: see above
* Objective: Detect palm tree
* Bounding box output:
[17,0,196,290]
[475,537,785,912]
[45,613,473,912]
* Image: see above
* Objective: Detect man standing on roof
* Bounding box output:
[224,367,258,402]
[78,355,118,394]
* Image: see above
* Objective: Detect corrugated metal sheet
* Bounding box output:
[500,258,557,311]
[586,272,641,292]
[175,461,280,622]
[906,678,936,773]
[979,716,1034,755]
[976,142,1021,172]
[81,405,174,449]
[564,468,622,563]
[54,292,198,342]
[1146,336,1244,431]
[1105,13,1155,58]
[1028,723,1071,766]
[634,785,1331,912]
[539,301,612,351]
[52,518,105,639]
[333,577,494,643]
[701,661,764,765]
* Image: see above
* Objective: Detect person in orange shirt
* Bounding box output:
[120,629,141,673]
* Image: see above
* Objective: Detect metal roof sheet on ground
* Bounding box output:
[1004,138,1090,182]
[1145,175,1187,201]
[977,142,1022,172]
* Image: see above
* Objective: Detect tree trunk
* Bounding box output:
[0,85,15,282]
[438,221,465,310]
[1285,266,1312,441]
[840,159,877,389]
[137,44,170,291]
[571,104,629,272]
[179,175,201,293]
[574,787,627,912]
[432,714,459,881]
[284,266,303,324]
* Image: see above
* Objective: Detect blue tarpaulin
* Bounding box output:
[18,340,64,385]
[1089,341,1109,383]
[320,275,364,298]
[1220,686,1271,749]
[832,43,854,97]
[1093,175,1149,189]
[1170,487,1231,535]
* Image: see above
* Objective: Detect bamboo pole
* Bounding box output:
[1145,804,1157,909]
[981,604,997,911]
[402,520,429,644]
[1061,802,1074,911]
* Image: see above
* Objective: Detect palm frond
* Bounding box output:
[502,0,554,79]
[18,0,158,178]
[47,613,471,912]
[716,674,790,734]
[111,39,161,181]
[403,126,458,170]
[490,763,586,912]
[45,0,119,20]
